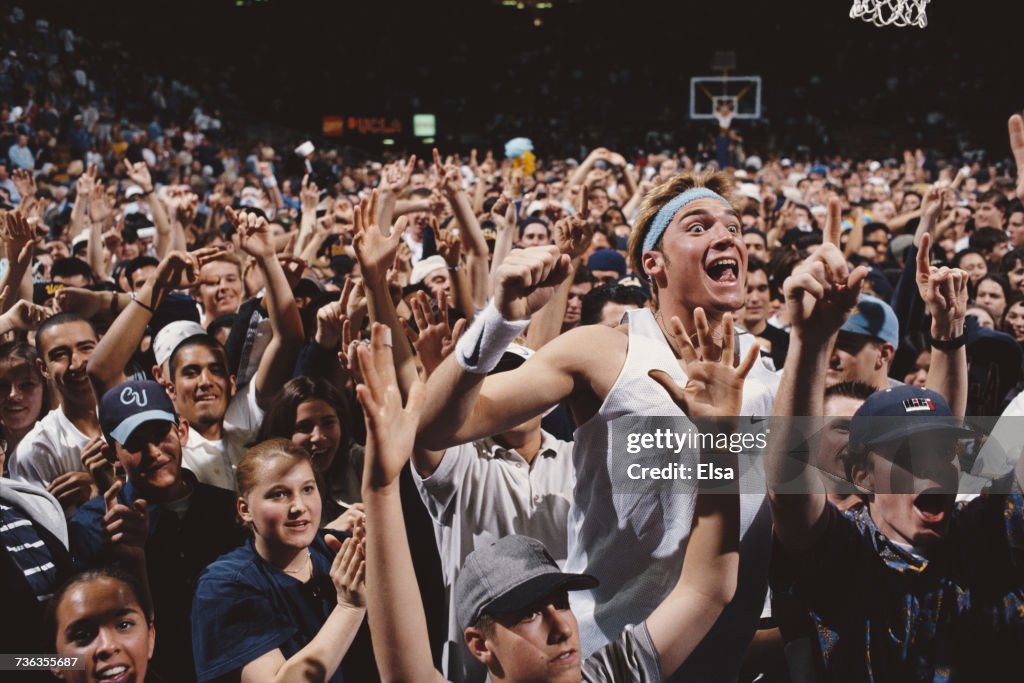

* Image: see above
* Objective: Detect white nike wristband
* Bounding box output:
[454,303,530,374]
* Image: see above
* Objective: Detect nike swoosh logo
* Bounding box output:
[462,334,484,366]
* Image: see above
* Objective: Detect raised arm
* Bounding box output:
[525,196,593,350]
[78,167,109,281]
[769,199,867,552]
[416,246,576,450]
[377,156,416,234]
[227,207,304,407]
[567,147,607,188]
[916,233,969,416]
[486,192,517,297]
[1012,114,1024,208]
[357,323,446,683]
[351,190,419,397]
[0,209,35,313]
[645,311,757,679]
[87,249,218,395]
[437,149,489,311]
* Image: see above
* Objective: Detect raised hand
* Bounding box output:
[126,161,153,193]
[325,502,366,534]
[75,164,98,197]
[324,533,366,609]
[226,206,275,260]
[648,309,760,424]
[352,190,406,282]
[433,148,463,196]
[378,155,417,194]
[427,189,447,218]
[102,480,149,561]
[53,287,106,318]
[433,220,462,268]
[0,299,50,332]
[12,168,36,200]
[80,435,117,494]
[783,198,868,341]
[315,298,349,350]
[916,232,968,337]
[553,188,593,259]
[1010,114,1024,203]
[408,290,467,376]
[355,323,426,490]
[493,245,572,320]
[176,192,199,225]
[89,183,115,225]
[148,248,222,295]
[300,174,320,214]
[48,470,98,509]
[1,208,36,254]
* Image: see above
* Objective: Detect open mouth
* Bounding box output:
[95,664,131,682]
[284,520,311,531]
[550,649,578,667]
[705,256,739,284]
[913,490,951,525]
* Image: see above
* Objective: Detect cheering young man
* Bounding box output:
[417,172,777,678]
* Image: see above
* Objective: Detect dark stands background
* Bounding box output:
[19,0,1024,162]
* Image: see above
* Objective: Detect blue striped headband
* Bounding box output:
[641,188,733,255]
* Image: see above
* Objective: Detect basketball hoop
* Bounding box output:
[849,0,930,28]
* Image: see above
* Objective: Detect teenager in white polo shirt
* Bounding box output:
[411,343,575,682]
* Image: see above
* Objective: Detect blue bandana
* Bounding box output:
[641,188,733,255]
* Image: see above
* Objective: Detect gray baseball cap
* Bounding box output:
[454,535,598,631]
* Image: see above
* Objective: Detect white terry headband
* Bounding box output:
[641,187,733,255]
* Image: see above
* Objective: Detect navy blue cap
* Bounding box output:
[587,248,626,277]
[849,385,974,452]
[841,294,899,349]
[99,380,178,445]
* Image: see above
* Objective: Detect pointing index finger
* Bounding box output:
[104,480,122,513]
[824,197,842,248]
[917,232,931,278]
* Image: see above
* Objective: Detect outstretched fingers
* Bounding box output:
[917,232,932,281]
[667,315,700,365]
[648,369,689,414]
[736,340,761,379]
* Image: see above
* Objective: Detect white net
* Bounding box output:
[713,110,736,130]
[849,0,931,28]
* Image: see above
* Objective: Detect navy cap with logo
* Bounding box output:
[454,535,597,631]
[99,380,178,446]
[849,385,974,452]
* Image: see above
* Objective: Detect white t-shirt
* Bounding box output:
[412,431,575,683]
[403,233,424,265]
[9,407,91,490]
[182,381,263,492]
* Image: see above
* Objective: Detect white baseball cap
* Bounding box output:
[153,320,207,367]
[410,255,447,285]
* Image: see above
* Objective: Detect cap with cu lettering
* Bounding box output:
[99,380,178,446]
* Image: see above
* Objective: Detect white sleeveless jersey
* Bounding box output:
[568,308,777,681]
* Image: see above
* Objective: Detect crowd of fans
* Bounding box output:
[3,6,1024,683]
